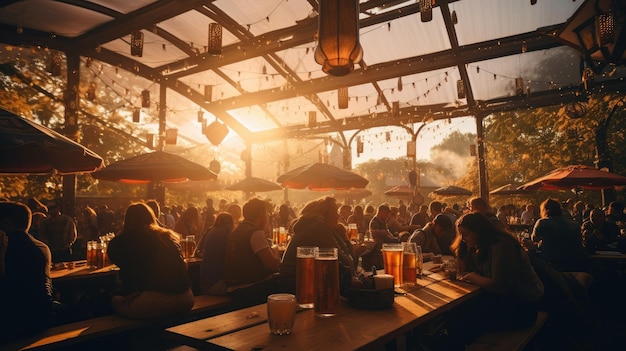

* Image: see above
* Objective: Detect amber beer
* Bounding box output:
[314,248,339,317]
[296,246,318,308]
[382,243,404,287]
[403,252,417,283]
[182,235,196,259]
[347,223,358,242]
[86,241,98,268]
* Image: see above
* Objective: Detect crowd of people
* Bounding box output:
[1,193,625,347]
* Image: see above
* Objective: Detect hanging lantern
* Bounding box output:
[146,133,154,148]
[338,87,349,109]
[308,111,317,127]
[208,23,222,55]
[48,53,62,76]
[420,0,433,23]
[456,79,465,99]
[203,120,229,145]
[397,77,403,92]
[131,30,144,57]
[515,77,524,96]
[407,140,416,158]
[165,128,178,145]
[209,160,221,174]
[204,85,213,102]
[141,89,150,108]
[451,10,458,24]
[392,101,400,117]
[314,0,363,76]
[197,110,204,123]
[132,107,140,123]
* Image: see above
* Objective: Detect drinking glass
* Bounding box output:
[182,235,196,259]
[267,293,297,335]
[314,248,339,317]
[347,223,358,242]
[402,242,418,285]
[296,246,318,308]
[382,243,404,287]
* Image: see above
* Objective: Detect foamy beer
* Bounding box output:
[182,235,196,259]
[347,223,358,242]
[402,242,418,284]
[314,248,339,317]
[267,293,297,335]
[296,246,318,308]
[382,243,404,287]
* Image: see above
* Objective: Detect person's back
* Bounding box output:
[39,201,77,262]
[200,213,234,295]
[0,202,52,341]
[224,198,279,305]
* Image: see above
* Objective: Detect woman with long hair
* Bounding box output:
[174,206,200,238]
[451,213,544,336]
[108,203,194,319]
[199,212,234,295]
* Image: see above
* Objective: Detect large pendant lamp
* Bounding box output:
[315,0,363,76]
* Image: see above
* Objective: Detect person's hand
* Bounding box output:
[458,272,478,284]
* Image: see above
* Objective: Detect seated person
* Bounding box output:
[224,197,280,306]
[448,213,544,346]
[408,214,456,255]
[581,208,619,253]
[0,201,52,341]
[361,204,399,269]
[605,201,626,224]
[199,213,234,295]
[280,197,359,296]
[531,199,587,272]
[387,206,420,239]
[108,203,194,319]
[468,197,503,229]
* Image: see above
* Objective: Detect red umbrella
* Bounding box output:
[0,109,104,174]
[520,165,626,191]
[277,162,369,191]
[92,151,217,184]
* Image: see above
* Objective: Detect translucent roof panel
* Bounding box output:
[264,96,322,126]
[360,10,450,65]
[275,43,326,81]
[227,105,279,132]
[159,10,241,50]
[89,0,155,14]
[453,0,582,46]
[102,31,190,68]
[181,70,242,100]
[213,0,313,36]
[0,0,113,37]
[379,68,462,108]
[316,83,379,119]
[218,57,287,93]
[468,46,581,101]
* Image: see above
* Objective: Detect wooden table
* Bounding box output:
[164,271,480,351]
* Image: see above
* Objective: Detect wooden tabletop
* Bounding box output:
[165,273,480,351]
[589,251,626,261]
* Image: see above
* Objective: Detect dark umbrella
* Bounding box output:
[520,165,626,191]
[431,185,473,196]
[489,183,533,196]
[227,177,283,192]
[0,108,104,174]
[92,151,217,184]
[277,162,369,191]
[384,186,414,198]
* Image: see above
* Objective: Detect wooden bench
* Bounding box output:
[466,311,549,351]
[1,295,233,351]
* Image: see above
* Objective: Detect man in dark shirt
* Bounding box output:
[224,198,280,306]
[0,201,52,341]
[582,208,620,253]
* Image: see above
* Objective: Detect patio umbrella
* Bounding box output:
[0,109,104,174]
[431,185,473,196]
[226,177,283,192]
[520,165,626,191]
[384,186,414,198]
[92,151,217,184]
[277,162,369,191]
[489,183,533,196]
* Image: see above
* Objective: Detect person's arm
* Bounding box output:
[251,230,280,272]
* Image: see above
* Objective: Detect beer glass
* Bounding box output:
[347,223,358,242]
[314,248,339,317]
[267,293,297,335]
[86,240,99,268]
[296,246,318,308]
[182,235,196,259]
[402,242,418,285]
[278,227,287,248]
[382,243,404,287]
